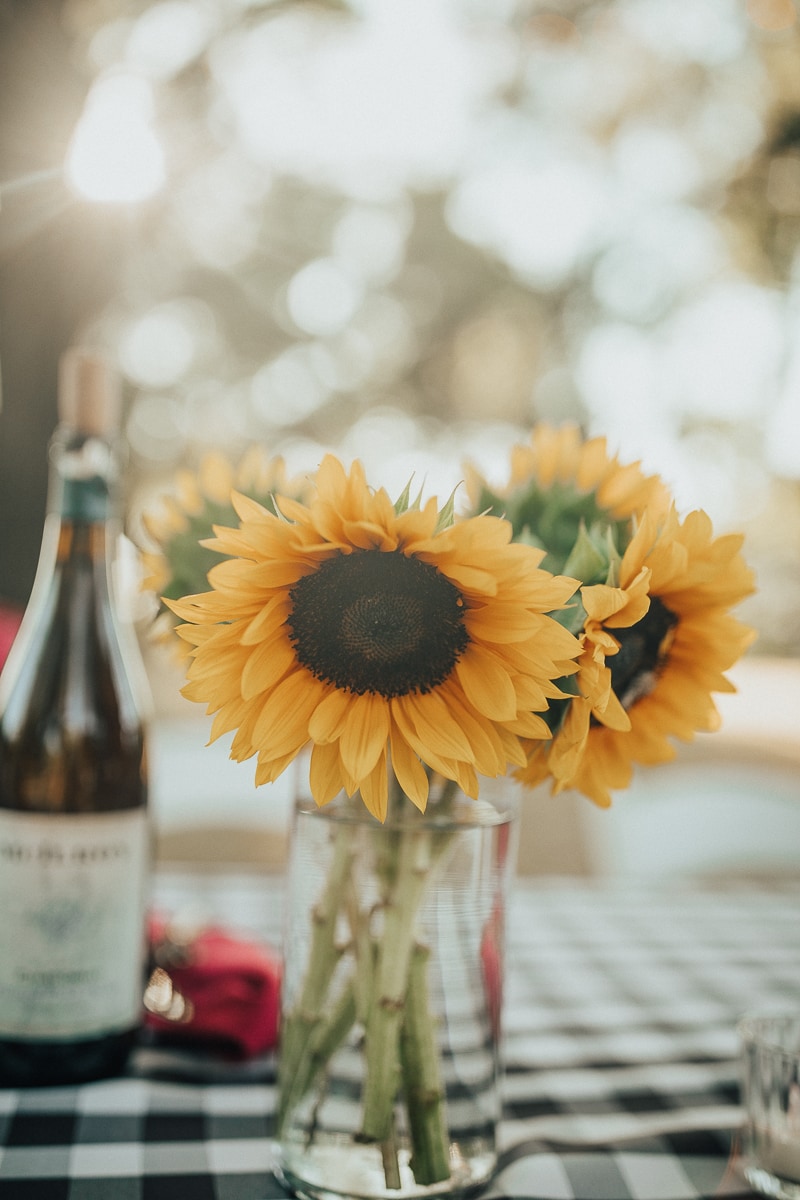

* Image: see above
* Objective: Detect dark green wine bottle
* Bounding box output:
[0,349,150,1087]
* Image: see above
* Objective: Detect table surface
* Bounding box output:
[2,870,800,1200]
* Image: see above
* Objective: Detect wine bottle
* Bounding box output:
[0,349,150,1087]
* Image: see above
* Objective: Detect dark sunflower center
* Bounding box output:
[608,596,679,711]
[287,549,469,698]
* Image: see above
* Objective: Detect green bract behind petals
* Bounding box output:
[433,487,459,534]
[393,476,422,517]
[393,475,459,534]
[483,481,635,580]
[561,523,612,586]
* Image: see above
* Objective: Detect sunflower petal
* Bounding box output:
[241,633,296,701]
[309,741,345,806]
[359,751,389,821]
[389,728,429,812]
[338,693,391,781]
[251,669,321,758]
[455,644,517,721]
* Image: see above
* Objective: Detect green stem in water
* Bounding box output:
[400,942,451,1185]
[277,822,355,1135]
[359,826,433,1144]
[379,1121,403,1191]
[360,819,457,1194]
[279,774,461,1193]
[293,978,359,1136]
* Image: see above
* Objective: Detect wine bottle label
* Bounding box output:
[0,809,149,1039]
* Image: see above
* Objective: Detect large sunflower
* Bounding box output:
[168,454,582,820]
[519,504,757,806]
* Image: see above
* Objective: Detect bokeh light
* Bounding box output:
[50,0,800,654]
[286,259,364,337]
[119,300,216,388]
[65,70,165,203]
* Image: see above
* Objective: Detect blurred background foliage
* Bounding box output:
[2,0,800,655]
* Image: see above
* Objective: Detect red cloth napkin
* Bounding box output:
[145,914,282,1060]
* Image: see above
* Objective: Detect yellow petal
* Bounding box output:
[240,594,291,646]
[241,632,296,702]
[308,688,351,744]
[251,669,321,758]
[230,490,274,523]
[395,691,474,762]
[438,681,507,775]
[389,729,429,812]
[338,693,391,780]
[309,741,345,806]
[358,752,389,821]
[455,644,517,721]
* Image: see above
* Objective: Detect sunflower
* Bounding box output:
[519,504,757,806]
[465,421,670,579]
[464,421,670,790]
[168,454,582,820]
[140,447,308,645]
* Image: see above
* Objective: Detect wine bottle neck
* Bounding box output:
[60,478,112,524]
[55,521,111,567]
[48,427,120,526]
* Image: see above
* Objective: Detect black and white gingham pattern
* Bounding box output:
[1,874,798,1200]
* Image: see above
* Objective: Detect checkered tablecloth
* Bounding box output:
[1,872,799,1200]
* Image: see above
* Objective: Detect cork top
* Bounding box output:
[58,348,122,437]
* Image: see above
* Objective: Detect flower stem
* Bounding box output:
[360,820,456,1193]
[359,827,432,1144]
[278,780,461,1193]
[292,977,359,1139]
[379,1121,403,1191]
[277,823,355,1134]
[400,941,451,1184]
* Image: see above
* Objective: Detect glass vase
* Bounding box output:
[273,774,518,1200]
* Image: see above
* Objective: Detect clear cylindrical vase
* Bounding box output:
[273,775,518,1200]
